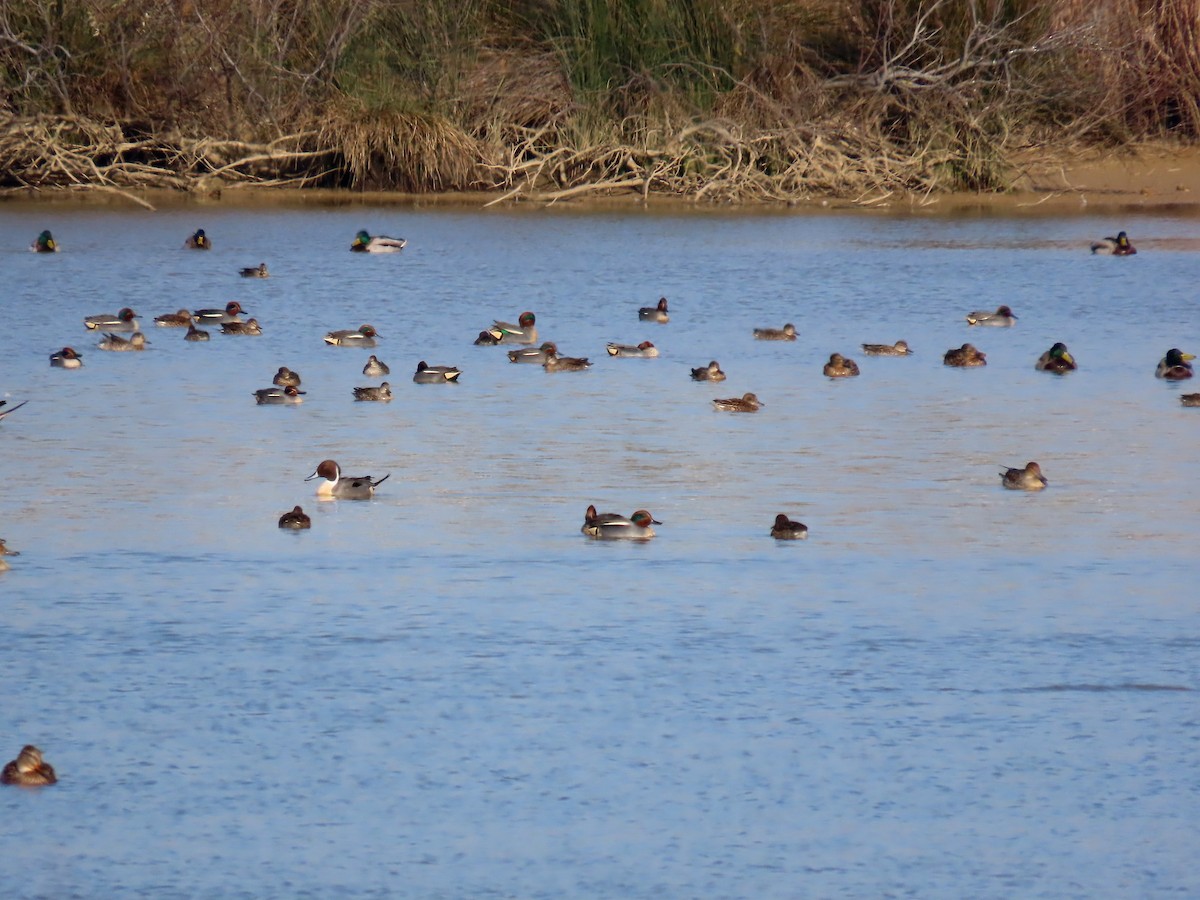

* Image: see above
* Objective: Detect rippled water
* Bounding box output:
[1,200,1197,898]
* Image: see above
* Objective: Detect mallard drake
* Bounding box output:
[944,343,987,367]
[966,305,1017,326]
[305,459,390,499]
[823,353,860,377]
[324,325,379,347]
[713,392,761,412]
[350,230,407,252]
[861,340,912,356]
[97,331,148,351]
[1156,348,1195,380]
[582,507,661,540]
[690,360,726,382]
[184,229,211,249]
[30,230,57,253]
[413,361,462,383]
[481,312,537,345]
[607,341,658,358]
[1000,461,1047,491]
[639,297,669,323]
[754,323,796,341]
[1,745,56,786]
[254,385,305,405]
[352,382,393,401]
[770,514,808,540]
[239,263,269,278]
[1091,231,1136,255]
[278,506,311,529]
[1035,342,1076,374]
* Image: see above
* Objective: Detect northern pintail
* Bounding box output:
[582,507,661,540]
[254,385,305,404]
[278,506,312,529]
[184,324,210,342]
[84,307,139,332]
[97,331,148,351]
[770,514,809,540]
[861,340,912,356]
[413,362,462,383]
[193,302,247,324]
[1091,230,1136,255]
[1156,348,1195,380]
[31,230,57,253]
[823,353,860,377]
[507,342,557,364]
[0,400,29,421]
[754,323,796,341]
[1035,342,1077,374]
[690,360,726,382]
[50,347,83,368]
[273,367,301,387]
[639,297,669,323]
[481,312,537,345]
[154,309,193,327]
[944,343,987,367]
[324,325,379,347]
[353,382,393,401]
[966,305,1017,326]
[363,355,390,377]
[305,459,390,499]
[184,229,211,249]
[350,230,407,252]
[607,341,659,358]
[221,318,262,335]
[1,745,56,786]
[713,392,762,412]
[1000,461,1047,491]
[239,263,269,278]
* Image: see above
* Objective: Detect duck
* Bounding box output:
[413,361,462,384]
[639,297,669,323]
[1000,461,1047,491]
[1091,230,1136,255]
[861,340,912,356]
[770,514,808,540]
[0,400,29,421]
[221,318,262,335]
[690,360,726,382]
[713,392,762,412]
[1035,342,1077,374]
[154,309,193,327]
[193,302,247,324]
[273,366,301,387]
[481,312,537,345]
[965,305,1017,326]
[1,745,56,786]
[184,324,210,342]
[305,459,390,499]
[84,307,139,332]
[0,536,20,571]
[97,331,148,351]
[507,342,557,364]
[254,385,305,404]
[184,228,211,249]
[50,346,83,368]
[239,263,268,278]
[823,353,860,377]
[350,230,407,252]
[278,506,312,529]
[30,230,57,253]
[324,324,379,347]
[944,343,987,367]
[582,507,660,540]
[352,382,393,401]
[543,349,591,372]
[363,355,390,377]
[1156,348,1195,380]
[1180,393,1200,407]
[607,341,659,358]
[754,323,796,341]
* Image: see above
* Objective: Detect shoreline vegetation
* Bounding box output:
[2,0,1198,210]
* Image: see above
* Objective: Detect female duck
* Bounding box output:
[690,360,726,382]
[713,392,762,412]
[324,324,379,347]
[507,342,557,364]
[305,459,390,499]
[754,323,796,341]
[31,230,57,253]
[97,331,148,351]
[582,507,661,540]
[254,385,305,405]
[84,307,139,332]
[944,344,987,367]
[770,514,808,540]
[639,297,669,323]
[1000,461,1047,491]
[278,506,311,529]
[185,324,210,342]
[861,340,912,356]
[239,263,268,278]
[823,353,860,377]
[481,312,537,345]
[1,745,57,786]
[1035,342,1077,374]
[351,230,407,252]
[184,229,211,249]
[543,349,591,372]
[353,382,393,401]
[1091,231,1136,255]
[363,355,390,377]
[413,361,462,383]
[1156,348,1195,380]
[221,318,263,335]
[273,366,301,387]
[965,305,1017,326]
[0,537,19,572]
[606,341,658,358]
[193,302,247,324]
[1180,394,1200,407]
[50,347,83,368]
[155,309,193,327]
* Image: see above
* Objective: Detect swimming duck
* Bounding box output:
[507,342,557,364]
[944,343,987,367]
[363,355,390,377]
[481,312,537,345]
[193,302,247,324]
[770,514,808,540]
[278,506,312,529]
[413,361,462,384]
[543,349,591,372]
[966,305,1017,326]
[273,366,301,387]
[184,229,211,250]
[30,230,57,253]
[639,297,669,323]
[823,353,860,377]
[154,309,193,327]
[97,331,148,351]
[1000,461,1047,491]
[1091,231,1136,255]
[861,340,912,356]
[239,263,269,278]
[754,323,796,341]
[324,325,379,347]
[0,537,16,571]
[84,307,139,332]
[0,400,29,421]
[473,330,501,345]
[582,507,661,540]
[350,230,407,252]
[221,318,262,335]
[1,745,56,786]
[713,392,762,412]
[50,347,83,368]
[305,459,390,499]
[1156,348,1195,380]
[254,385,305,404]
[184,324,210,342]
[607,341,659,358]
[1180,393,1200,407]
[352,382,393,401]
[690,360,726,382]
[1035,342,1077,373]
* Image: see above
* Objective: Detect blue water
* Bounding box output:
[1,200,1197,898]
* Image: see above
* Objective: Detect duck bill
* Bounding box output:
[1061,352,1074,365]
[1185,353,1197,361]
[304,470,320,482]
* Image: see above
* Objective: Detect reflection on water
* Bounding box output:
[1,202,1198,897]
